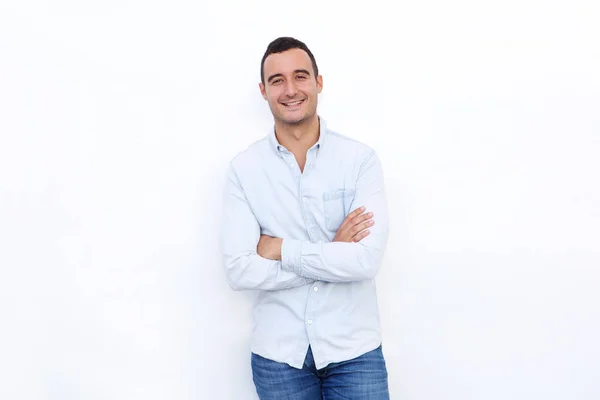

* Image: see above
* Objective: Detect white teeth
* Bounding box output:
[284,100,303,106]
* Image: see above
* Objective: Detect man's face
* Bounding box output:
[260,48,323,126]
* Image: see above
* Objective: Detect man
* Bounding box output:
[220,37,390,399]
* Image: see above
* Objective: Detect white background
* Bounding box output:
[1,1,599,399]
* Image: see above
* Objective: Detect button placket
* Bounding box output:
[304,145,322,344]
[299,164,315,241]
[305,285,319,342]
[301,149,323,242]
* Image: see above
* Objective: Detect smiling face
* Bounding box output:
[259,48,323,126]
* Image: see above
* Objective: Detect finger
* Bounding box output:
[349,219,374,236]
[347,206,366,221]
[352,229,371,242]
[339,206,366,229]
[351,211,373,226]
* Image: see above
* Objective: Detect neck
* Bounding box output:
[274,114,320,154]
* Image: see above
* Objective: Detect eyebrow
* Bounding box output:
[267,69,312,83]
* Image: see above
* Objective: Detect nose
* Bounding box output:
[284,79,298,97]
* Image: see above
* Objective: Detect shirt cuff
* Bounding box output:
[281,238,303,275]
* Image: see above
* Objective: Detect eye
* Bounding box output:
[272,78,283,85]
[296,75,307,80]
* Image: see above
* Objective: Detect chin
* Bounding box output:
[278,114,307,125]
[279,110,318,126]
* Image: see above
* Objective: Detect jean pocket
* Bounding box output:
[323,189,355,231]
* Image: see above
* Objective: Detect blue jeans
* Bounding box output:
[251,345,390,399]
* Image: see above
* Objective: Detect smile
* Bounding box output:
[281,99,305,108]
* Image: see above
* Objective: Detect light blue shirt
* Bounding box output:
[220,118,389,370]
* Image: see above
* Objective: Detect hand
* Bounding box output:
[257,235,283,260]
[333,206,374,243]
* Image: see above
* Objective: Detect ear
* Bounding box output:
[259,82,267,100]
[316,75,323,94]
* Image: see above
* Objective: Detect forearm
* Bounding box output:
[280,148,389,283]
[224,251,314,291]
[221,165,313,292]
[281,239,386,282]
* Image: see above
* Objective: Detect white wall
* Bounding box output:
[1,1,599,399]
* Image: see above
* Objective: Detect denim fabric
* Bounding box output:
[251,345,390,399]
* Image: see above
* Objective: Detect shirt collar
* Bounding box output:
[269,116,327,154]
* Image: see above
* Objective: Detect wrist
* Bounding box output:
[281,239,303,274]
[273,238,283,260]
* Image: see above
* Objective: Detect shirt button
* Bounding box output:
[313,287,319,292]
[307,319,313,325]
[303,197,308,202]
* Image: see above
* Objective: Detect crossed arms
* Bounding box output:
[220,151,388,291]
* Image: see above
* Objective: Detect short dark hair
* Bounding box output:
[260,37,319,84]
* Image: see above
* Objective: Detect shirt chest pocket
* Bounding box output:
[323,189,356,231]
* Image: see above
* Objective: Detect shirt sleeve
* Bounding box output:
[220,163,314,291]
[280,150,389,282]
